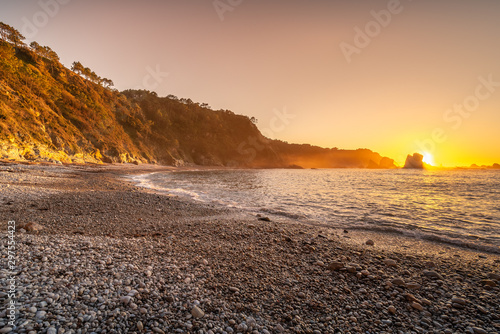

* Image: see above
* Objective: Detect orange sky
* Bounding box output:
[1,0,500,166]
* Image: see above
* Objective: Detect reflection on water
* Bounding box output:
[137,169,500,252]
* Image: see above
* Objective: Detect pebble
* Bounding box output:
[0,328,13,334]
[406,282,421,290]
[275,324,285,332]
[425,261,436,268]
[411,302,424,311]
[365,239,374,246]
[120,296,132,304]
[423,270,443,279]
[391,278,405,286]
[404,293,419,302]
[346,266,356,273]
[229,287,240,293]
[47,328,57,334]
[472,327,487,334]
[191,306,205,318]
[246,316,257,327]
[421,298,432,306]
[487,272,500,280]
[35,310,47,319]
[297,292,306,299]
[327,261,344,271]
[137,321,144,330]
[451,297,467,305]
[480,279,497,287]
[387,305,396,314]
[384,259,397,267]
[477,305,489,314]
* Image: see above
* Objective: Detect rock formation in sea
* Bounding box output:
[404,153,425,169]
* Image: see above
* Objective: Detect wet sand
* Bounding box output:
[0,162,499,334]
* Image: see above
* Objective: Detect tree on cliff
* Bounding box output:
[71,61,85,74]
[0,22,25,47]
[101,78,114,88]
[71,61,113,88]
[30,42,60,61]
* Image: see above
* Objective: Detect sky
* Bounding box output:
[1,0,499,167]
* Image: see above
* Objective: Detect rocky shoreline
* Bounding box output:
[0,162,499,334]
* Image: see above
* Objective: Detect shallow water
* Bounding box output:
[132,169,500,253]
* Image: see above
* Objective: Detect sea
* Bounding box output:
[131,169,500,253]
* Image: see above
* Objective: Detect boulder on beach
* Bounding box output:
[403,153,424,169]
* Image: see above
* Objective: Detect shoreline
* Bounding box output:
[124,166,500,256]
[0,162,499,333]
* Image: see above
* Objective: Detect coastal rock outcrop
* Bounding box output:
[404,153,425,169]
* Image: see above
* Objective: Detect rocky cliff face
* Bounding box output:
[0,39,397,168]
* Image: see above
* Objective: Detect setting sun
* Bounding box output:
[422,152,435,166]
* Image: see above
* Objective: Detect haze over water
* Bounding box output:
[134,169,500,253]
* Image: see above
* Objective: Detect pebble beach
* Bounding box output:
[0,162,499,334]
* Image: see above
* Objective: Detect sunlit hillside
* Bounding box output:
[0,22,395,168]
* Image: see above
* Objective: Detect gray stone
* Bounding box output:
[35,310,47,319]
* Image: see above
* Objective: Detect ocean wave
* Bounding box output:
[342,224,500,254]
[259,208,307,220]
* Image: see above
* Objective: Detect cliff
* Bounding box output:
[0,26,396,168]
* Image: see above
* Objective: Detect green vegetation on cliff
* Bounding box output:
[0,21,395,168]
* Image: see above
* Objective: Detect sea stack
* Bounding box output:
[404,153,425,169]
